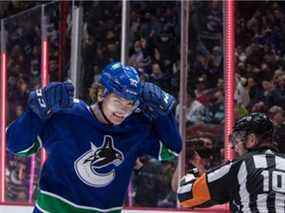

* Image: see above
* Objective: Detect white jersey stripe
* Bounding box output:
[208,163,232,183]
[178,183,193,194]
[257,194,268,213]
[275,193,285,213]
[238,161,250,212]
[275,156,285,171]
[253,155,267,168]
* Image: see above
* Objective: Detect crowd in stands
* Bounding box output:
[0,1,42,19]
[1,0,285,209]
[234,1,285,153]
[3,1,70,202]
[4,4,42,203]
[81,1,122,102]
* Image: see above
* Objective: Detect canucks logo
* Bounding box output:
[74,135,124,188]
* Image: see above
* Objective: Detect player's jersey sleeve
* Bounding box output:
[7,99,87,157]
[178,160,240,208]
[7,108,46,157]
[152,112,182,155]
[139,112,182,159]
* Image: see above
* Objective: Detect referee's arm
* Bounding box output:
[178,161,235,208]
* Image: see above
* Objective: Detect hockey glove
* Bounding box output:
[140,82,175,120]
[28,81,74,120]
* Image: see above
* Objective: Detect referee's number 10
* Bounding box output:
[254,155,285,193]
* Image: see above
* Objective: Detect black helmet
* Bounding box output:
[233,112,273,137]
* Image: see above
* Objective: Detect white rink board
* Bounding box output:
[0,205,223,213]
[0,206,193,213]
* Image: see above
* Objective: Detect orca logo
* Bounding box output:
[74,135,124,188]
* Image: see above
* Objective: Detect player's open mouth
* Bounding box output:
[113,112,125,119]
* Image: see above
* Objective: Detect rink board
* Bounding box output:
[0,205,229,213]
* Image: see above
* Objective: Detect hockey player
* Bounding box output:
[7,62,182,213]
[178,112,285,212]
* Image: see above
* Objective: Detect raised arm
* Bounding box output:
[178,161,236,208]
[140,82,182,155]
[7,81,74,156]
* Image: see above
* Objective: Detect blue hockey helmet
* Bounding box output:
[100,62,142,102]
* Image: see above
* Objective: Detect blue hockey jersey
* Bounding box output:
[7,100,182,213]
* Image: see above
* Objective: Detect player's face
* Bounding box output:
[103,93,137,125]
[233,140,247,157]
[230,131,248,157]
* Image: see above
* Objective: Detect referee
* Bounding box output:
[178,112,285,212]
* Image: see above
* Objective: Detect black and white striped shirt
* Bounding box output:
[178,148,285,212]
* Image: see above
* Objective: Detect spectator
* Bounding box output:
[269,106,285,153]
